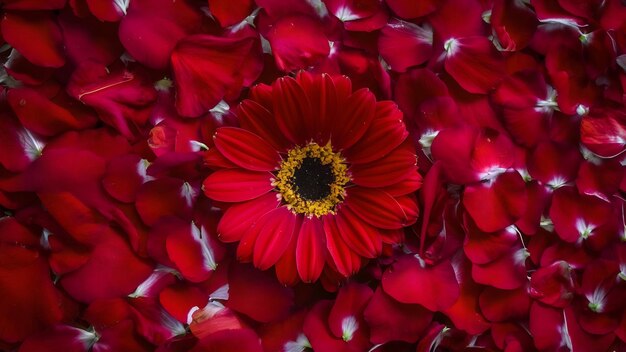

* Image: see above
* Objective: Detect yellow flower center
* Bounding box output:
[273,142,350,217]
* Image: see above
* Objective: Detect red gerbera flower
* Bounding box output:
[202,72,420,284]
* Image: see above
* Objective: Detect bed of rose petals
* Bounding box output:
[0,0,625,351]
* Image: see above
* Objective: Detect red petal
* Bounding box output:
[344,101,408,164]
[296,217,326,283]
[237,99,288,152]
[86,0,125,21]
[444,36,506,94]
[335,207,382,258]
[0,233,63,343]
[364,287,433,344]
[479,286,531,322]
[172,34,261,117]
[159,283,207,324]
[136,178,196,226]
[213,127,280,171]
[166,221,221,283]
[378,19,433,72]
[202,169,272,202]
[350,142,417,188]
[0,111,42,172]
[191,329,263,352]
[580,108,626,158]
[576,160,624,201]
[471,244,529,290]
[271,76,312,145]
[323,216,363,276]
[267,15,330,72]
[491,0,538,51]
[102,154,145,203]
[463,171,528,232]
[274,228,299,286]
[464,223,519,265]
[294,72,337,145]
[327,283,372,349]
[382,255,460,311]
[2,0,65,10]
[18,325,96,352]
[252,207,298,270]
[527,141,581,187]
[385,0,437,18]
[332,88,377,150]
[118,0,203,69]
[347,188,418,229]
[7,87,97,136]
[529,260,576,308]
[303,301,353,352]
[217,193,279,243]
[209,0,254,27]
[1,11,64,68]
[59,10,123,65]
[227,263,294,323]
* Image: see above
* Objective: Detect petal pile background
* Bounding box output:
[0,0,625,351]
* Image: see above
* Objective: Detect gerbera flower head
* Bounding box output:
[203,72,420,284]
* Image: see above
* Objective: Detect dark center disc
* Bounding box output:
[292,157,335,201]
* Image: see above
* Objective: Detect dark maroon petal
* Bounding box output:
[335,207,382,258]
[227,263,294,323]
[202,169,272,203]
[463,171,528,233]
[382,255,459,311]
[364,287,433,344]
[217,193,279,243]
[296,217,326,283]
[1,11,64,68]
[252,207,298,270]
[190,328,263,352]
[0,111,42,172]
[491,0,538,51]
[347,187,418,229]
[213,127,280,171]
[2,0,65,10]
[59,10,123,65]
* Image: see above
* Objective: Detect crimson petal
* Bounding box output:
[1,11,64,68]
[203,169,272,203]
[217,193,279,243]
[350,142,417,188]
[335,207,382,258]
[296,217,326,283]
[213,127,280,171]
[252,207,298,270]
[346,188,418,229]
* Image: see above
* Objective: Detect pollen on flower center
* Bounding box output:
[273,142,350,217]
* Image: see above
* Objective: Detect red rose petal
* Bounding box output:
[382,255,460,311]
[136,178,196,226]
[479,286,531,322]
[7,87,97,136]
[364,287,433,344]
[118,0,203,69]
[463,171,528,233]
[267,15,330,72]
[172,34,261,117]
[166,221,221,283]
[227,263,294,323]
[385,0,437,18]
[378,18,433,72]
[1,11,65,68]
[202,169,272,203]
[209,0,254,27]
[444,36,506,94]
